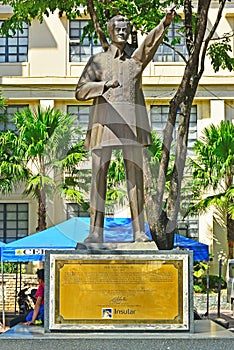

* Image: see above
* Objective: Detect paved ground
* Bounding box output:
[0,319,233,350]
[0,311,16,333]
[1,309,234,334]
[206,309,234,332]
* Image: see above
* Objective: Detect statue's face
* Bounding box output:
[111,21,130,45]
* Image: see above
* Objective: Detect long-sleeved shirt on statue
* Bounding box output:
[75,19,167,150]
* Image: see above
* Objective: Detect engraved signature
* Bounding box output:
[110,296,127,304]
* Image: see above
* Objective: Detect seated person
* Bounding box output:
[10,268,44,327]
[24,268,44,325]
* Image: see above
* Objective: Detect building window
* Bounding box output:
[150,105,197,155]
[66,203,90,219]
[154,22,187,62]
[69,20,102,62]
[67,105,90,141]
[0,21,28,63]
[176,217,199,239]
[0,203,28,243]
[0,105,28,131]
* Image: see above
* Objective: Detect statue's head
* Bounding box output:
[107,15,131,45]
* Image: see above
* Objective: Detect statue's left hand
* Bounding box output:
[164,6,176,27]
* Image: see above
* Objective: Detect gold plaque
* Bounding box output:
[47,252,191,331]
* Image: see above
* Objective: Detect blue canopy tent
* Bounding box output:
[0,241,5,259]
[174,233,209,261]
[0,218,91,326]
[1,218,208,262]
[1,217,89,262]
[1,217,151,262]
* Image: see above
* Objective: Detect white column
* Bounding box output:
[39,99,54,110]
[210,99,225,125]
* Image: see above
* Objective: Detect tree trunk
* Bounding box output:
[165,91,195,245]
[143,148,172,249]
[144,0,212,249]
[145,77,195,249]
[37,189,47,231]
[227,212,234,259]
[37,156,47,231]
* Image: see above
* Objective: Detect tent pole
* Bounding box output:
[206,262,210,318]
[1,260,6,330]
[217,259,222,318]
[20,263,22,298]
[15,263,18,313]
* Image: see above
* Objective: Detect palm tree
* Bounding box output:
[0,106,88,231]
[106,149,126,208]
[0,91,6,110]
[189,120,234,258]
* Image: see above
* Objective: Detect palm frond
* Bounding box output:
[24,174,55,197]
[60,185,84,204]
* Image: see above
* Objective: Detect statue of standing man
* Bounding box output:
[76,8,175,243]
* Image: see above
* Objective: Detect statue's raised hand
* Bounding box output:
[164,6,176,27]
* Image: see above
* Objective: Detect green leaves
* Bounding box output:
[0,91,6,110]
[106,149,126,205]
[0,0,183,37]
[207,37,234,73]
[192,121,234,191]
[0,130,29,192]
[147,131,162,166]
[60,183,84,204]
[24,175,55,198]
[193,261,208,278]
[0,106,87,202]
[0,0,84,35]
[190,121,234,219]
[60,140,88,171]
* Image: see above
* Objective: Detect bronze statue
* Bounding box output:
[76,9,175,243]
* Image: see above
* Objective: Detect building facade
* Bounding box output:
[0,4,234,273]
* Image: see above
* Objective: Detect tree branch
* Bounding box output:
[153,1,212,233]
[86,0,109,51]
[189,0,211,76]
[184,0,194,56]
[199,0,227,78]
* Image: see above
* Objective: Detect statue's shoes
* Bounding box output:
[134,232,151,242]
[84,233,103,243]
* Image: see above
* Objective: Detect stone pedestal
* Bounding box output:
[44,249,194,332]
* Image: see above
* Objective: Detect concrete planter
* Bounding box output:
[194,291,230,313]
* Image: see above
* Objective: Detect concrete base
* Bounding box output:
[80,241,158,250]
[1,320,234,350]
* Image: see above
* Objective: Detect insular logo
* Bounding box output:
[102,308,113,319]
